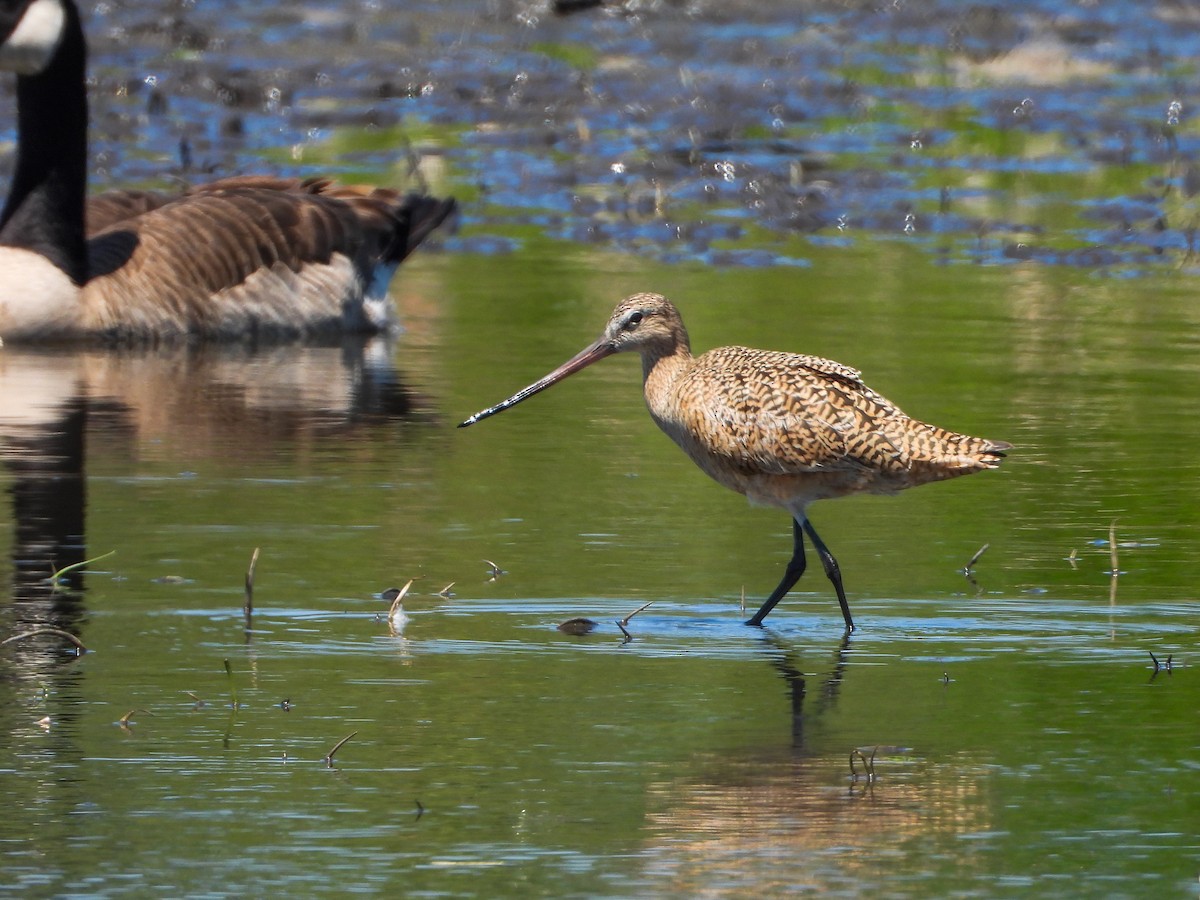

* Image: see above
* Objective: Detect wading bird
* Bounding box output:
[459,293,1010,630]
[0,0,455,341]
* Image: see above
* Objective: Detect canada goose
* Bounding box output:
[0,0,456,341]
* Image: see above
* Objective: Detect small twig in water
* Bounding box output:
[388,579,415,622]
[849,746,878,781]
[118,708,151,727]
[614,601,654,642]
[618,601,654,629]
[1067,548,1078,569]
[244,547,260,622]
[47,550,116,592]
[437,582,457,599]
[414,799,425,820]
[483,559,507,580]
[1109,519,1120,576]
[223,659,239,709]
[2,627,88,654]
[1148,651,1174,675]
[964,543,989,573]
[324,731,358,767]
[388,579,416,634]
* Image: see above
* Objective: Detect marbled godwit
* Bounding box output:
[459,292,1011,630]
[0,0,455,341]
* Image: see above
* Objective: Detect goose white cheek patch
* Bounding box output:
[0,0,67,76]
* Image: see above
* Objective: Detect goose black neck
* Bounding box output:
[0,0,88,285]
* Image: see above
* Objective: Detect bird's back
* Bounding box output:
[81,178,455,339]
[648,344,1009,507]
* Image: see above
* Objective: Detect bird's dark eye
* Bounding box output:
[625,311,644,329]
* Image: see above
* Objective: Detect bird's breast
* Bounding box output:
[0,246,81,339]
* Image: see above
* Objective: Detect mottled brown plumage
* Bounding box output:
[75,177,455,338]
[460,292,1011,630]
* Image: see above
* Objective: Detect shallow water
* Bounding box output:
[3,248,1197,897]
[3,1,1200,897]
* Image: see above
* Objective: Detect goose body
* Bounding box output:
[460,293,1012,630]
[0,0,455,342]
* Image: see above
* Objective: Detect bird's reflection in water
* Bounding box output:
[0,337,430,654]
[762,631,850,751]
[637,632,993,892]
[4,398,88,640]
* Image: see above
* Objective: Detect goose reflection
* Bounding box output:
[0,337,431,648]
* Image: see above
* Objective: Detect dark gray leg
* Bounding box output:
[746,518,807,627]
[802,519,854,632]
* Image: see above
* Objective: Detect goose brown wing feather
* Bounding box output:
[79,182,449,338]
[83,176,321,236]
[187,175,330,196]
[86,190,176,234]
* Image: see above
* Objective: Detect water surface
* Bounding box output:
[2,1,1200,896]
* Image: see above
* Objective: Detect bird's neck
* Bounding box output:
[0,0,89,285]
[641,337,693,416]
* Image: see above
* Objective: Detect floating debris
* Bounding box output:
[1,627,88,654]
[557,617,598,635]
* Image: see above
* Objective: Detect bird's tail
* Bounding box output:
[886,421,1012,487]
[924,429,1012,475]
[393,195,458,262]
[310,183,457,265]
